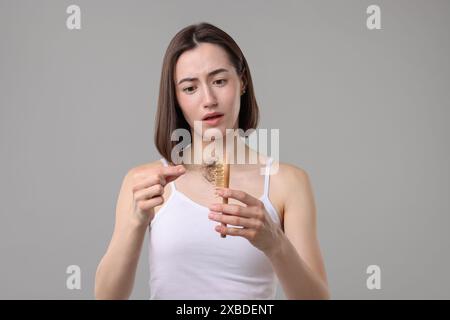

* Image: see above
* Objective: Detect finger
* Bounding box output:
[215,225,256,240]
[208,203,258,219]
[138,196,164,211]
[160,165,186,183]
[215,188,261,207]
[134,184,164,201]
[209,211,258,229]
[132,175,166,193]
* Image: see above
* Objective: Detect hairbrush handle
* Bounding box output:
[221,160,230,238]
[220,196,228,238]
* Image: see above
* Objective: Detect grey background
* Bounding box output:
[1,0,449,299]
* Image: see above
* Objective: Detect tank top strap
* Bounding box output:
[159,158,177,191]
[263,157,274,198]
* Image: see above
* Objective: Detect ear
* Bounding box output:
[240,75,247,93]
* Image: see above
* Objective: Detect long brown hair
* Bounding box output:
[154,22,260,163]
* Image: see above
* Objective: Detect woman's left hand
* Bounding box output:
[208,187,283,255]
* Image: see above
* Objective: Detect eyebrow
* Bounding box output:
[176,68,229,85]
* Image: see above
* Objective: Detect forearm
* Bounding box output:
[95,220,148,299]
[266,232,330,300]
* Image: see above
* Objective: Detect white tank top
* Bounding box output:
[147,157,281,299]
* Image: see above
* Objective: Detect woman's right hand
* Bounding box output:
[130,164,186,225]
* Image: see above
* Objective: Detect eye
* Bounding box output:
[214,79,227,86]
[182,86,196,94]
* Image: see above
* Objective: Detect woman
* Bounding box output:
[95,22,330,300]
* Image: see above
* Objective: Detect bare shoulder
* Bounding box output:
[272,161,310,186]
[269,160,312,222]
[128,159,164,176]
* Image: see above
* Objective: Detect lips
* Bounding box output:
[202,112,224,121]
[202,113,224,126]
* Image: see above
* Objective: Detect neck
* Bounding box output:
[182,131,251,168]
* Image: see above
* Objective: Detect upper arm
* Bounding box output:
[281,164,329,287]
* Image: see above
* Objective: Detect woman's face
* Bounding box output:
[174,42,244,138]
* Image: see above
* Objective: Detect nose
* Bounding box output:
[202,85,218,109]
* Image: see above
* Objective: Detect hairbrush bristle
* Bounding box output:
[212,162,230,187]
